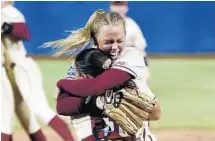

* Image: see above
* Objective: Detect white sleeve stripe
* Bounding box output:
[112,65,137,78]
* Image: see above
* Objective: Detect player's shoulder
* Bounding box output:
[121,47,143,58]
[112,47,145,78]
[125,17,134,23]
[2,5,25,22]
[115,47,145,66]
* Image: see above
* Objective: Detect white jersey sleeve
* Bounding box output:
[111,47,146,78]
[1,5,27,64]
[112,47,156,99]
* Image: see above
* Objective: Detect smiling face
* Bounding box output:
[97,24,125,61]
[89,11,126,61]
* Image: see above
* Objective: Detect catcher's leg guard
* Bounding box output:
[83,118,122,141]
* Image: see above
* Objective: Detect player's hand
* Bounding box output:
[96,90,123,110]
[96,96,105,110]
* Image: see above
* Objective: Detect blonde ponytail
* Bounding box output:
[42,9,105,57]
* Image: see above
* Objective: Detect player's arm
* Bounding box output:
[137,79,161,121]
[2,22,30,41]
[1,6,30,40]
[57,68,132,97]
[56,92,83,115]
[57,49,145,97]
[56,91,103,117]
[148,100,161,120]
[57,49,147,98]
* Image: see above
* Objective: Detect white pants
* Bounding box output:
[70,115,92,141]
[13,57,56,124]
[1,66,40,134]
[1,57,55,134]
[1,67,15,134]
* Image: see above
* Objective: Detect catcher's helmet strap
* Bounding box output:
[93,125,110,140]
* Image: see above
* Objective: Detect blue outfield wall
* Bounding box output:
[15,1,215,55]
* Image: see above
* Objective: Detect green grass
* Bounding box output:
[13,59,215,130]
[38,60,71,107]
[148,59,215,130]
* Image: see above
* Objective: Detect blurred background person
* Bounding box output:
[1,1,75,141]
[1,1,46,141]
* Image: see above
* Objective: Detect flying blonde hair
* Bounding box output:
[42,9,125,57]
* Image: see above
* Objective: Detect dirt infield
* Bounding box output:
[13,129,215,141]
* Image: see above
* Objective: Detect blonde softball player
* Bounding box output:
[1,2,74,141]
[64,1,149,80]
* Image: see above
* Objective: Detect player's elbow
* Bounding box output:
[56,94,83,116]
[149,101,161,120]
[56,99,77,116]
[150,110,161,120]
[56,101,69,116]
[11,23,30,40]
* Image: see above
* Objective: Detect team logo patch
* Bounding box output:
[66,64,75,79]
[115,61,127,66]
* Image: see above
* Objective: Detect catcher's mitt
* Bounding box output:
[104,101,142,135]
[122,87,156,113]
[103,87,156,135]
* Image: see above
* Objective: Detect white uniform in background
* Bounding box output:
[125,17,147,57]
[1,4,41,134]
[1,4,56,134]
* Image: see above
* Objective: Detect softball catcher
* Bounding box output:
[56,49,159,141]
